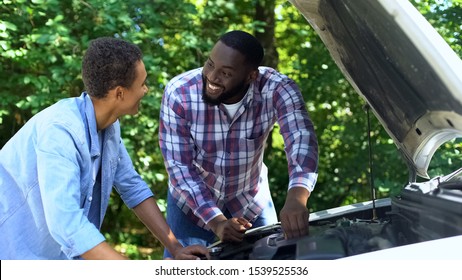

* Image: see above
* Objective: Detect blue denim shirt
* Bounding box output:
[0,93,153,259]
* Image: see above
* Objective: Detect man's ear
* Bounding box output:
[115,86,124,100]
[248,69,259,83]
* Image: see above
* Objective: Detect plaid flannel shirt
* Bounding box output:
[159,66,318,229]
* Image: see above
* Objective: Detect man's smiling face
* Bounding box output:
[202,41,255,106]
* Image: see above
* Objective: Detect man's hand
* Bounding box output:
[208,215,252,242]
[172,245,210,260]
[279,187,310,239]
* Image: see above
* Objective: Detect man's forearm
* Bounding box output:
[133,197,184,257]
[207,214,227,235]
[286,186,310,205]
[81,241,128,260]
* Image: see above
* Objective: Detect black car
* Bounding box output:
[206,0,462,260]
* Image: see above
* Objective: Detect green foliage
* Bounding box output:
[1,0,460,259]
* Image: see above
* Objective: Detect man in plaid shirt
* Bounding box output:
[160,30,318,258]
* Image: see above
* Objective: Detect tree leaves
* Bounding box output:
[0,0,460,259]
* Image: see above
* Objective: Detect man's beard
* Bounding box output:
[202,76,248,106]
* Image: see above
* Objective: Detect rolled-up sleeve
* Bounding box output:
[113,142,154,208]
[275,79,319,192]
[159,85,221,224]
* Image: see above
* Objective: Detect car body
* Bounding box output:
[206,0,462,260]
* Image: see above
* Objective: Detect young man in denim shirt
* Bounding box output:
[0,37,209,260]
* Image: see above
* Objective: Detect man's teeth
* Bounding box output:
[208,83,220,90]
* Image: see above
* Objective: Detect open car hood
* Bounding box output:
[289,0,462,179]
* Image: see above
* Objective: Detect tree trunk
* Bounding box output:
[254,0,279,69]
[255,0,279,152]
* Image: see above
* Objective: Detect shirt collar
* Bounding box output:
[233,82,258,107]
[83,92,101,157]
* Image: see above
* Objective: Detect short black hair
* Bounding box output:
[219,30,264,69]
[82,37,143,98]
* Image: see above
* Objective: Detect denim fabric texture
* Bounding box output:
[163,185,277,259]
[0,93,153,259]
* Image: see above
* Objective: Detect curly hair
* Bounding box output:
[219,30,264,70]
[82,37,143,98]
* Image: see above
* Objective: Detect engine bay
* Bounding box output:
[207,214,396,260]
[207,171,462,260]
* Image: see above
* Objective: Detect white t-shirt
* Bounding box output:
[223,98,244,119]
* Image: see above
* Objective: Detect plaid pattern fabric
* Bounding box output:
[159,67,318,228]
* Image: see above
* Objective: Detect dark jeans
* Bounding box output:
[163,190,277,258]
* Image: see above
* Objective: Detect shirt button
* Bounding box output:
[88,196,93,202]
